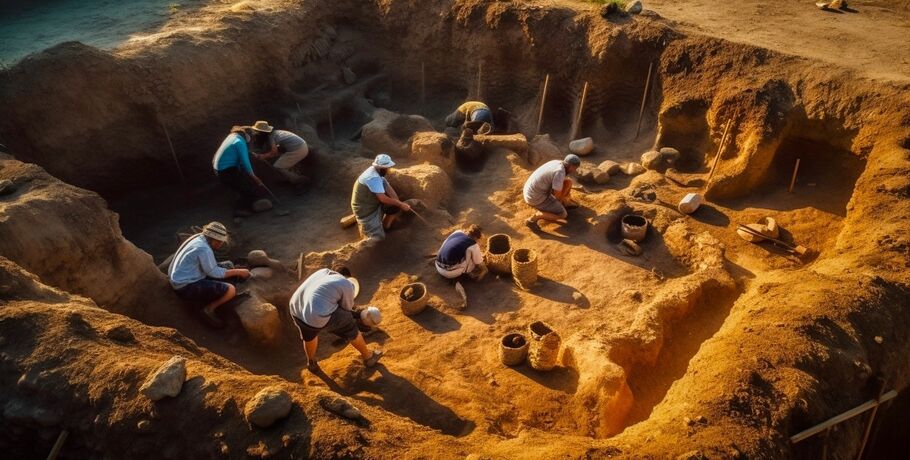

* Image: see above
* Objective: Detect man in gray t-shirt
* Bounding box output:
[523,154,581,229]
[248,120,310,184]
[290,266,382,370]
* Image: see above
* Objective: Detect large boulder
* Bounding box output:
[387,164,452,208]
[410,132,456,174]
[234,299,282,346]
[139,356,187,401]
[361,109,434,157]
[569,137,594,156]
[244,386,293,428]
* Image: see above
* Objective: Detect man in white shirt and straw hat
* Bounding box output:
[350,154,412,241]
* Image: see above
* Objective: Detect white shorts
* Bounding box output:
[273,144,309,170]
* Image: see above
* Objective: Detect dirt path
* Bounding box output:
[645,0,910,82]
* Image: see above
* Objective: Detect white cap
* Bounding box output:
[360,306,382,327]
[372,154,395,169]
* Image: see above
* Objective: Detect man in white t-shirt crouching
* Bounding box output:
[522,154,581,230]
[290,265,383,371]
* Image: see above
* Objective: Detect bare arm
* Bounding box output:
[225,268,251,279]
[375,192,411,211]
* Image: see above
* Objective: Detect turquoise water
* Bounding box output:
[0,0,207,65]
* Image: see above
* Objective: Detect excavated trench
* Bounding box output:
[2,0,909,457]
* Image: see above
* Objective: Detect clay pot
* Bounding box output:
[620,215,648,243]
[511,248,538,290]
[485,234,513,275]
[527,321,561,371]
[399,282,428,316]
[500,333,529,366]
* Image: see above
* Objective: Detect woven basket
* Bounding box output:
[620,214,648,243]
[485,234,513,275]
[399,282,428,316]
[500,333,530,366]
[511,248,538,290]
[527,321,561,371]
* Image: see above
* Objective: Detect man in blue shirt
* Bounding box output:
[213,126,271,217]
[168,222,251,327]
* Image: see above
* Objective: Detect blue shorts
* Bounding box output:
[470,108,493,123]
[174,279,230,304]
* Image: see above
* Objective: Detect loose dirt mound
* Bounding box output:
[1,0,910,458]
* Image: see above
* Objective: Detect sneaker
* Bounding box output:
[363,349,384,367]
[525,218,540,231]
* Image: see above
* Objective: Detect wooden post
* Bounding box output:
[635,62,654,139]
[327,100,335,148]
[822,427,830,460]
[46,429,68,460]
[856,381,889,460]
[160,118,186,186]
[420,62,426,109]
[571,81,589,140]
[788,158,801,193]
[535,74,550,137]
[476,60,483,101]
[706,109,740,186]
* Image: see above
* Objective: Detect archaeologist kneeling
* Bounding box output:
[445,100,493,129]
[168,222,251,328]
[213,126,271,217]
[436,224,488,281]
[350,154,411,241]
[290,266,383,371]
[523,154,581,230]
[247,120,310,185]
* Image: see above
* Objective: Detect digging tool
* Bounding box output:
[736,224,808,255]
[409,208,431,226]
[46,429,68,460]
[788,158,801,193]
[535,74,550,136]
[570,81,589,140]
[157,114,186,186]
[635,62,653,139]
[706,109,740,186]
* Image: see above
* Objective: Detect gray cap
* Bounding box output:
[564,154,581,167]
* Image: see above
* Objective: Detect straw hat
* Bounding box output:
[251,120,274,133]
[372,154,395,169]
[360,306,382,327]
[202,221,229,243]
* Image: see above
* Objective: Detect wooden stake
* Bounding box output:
[571,81,589,140]
[788,158,801,193]
[476,60,483,101]
[160,118,186,186]
[635,62,654,139]
[706,110,739,185]
[46,429,68,460]
[327,100,335,148]
[535,74,550,137]
[856,381,889,460]
[420,62,426,109]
